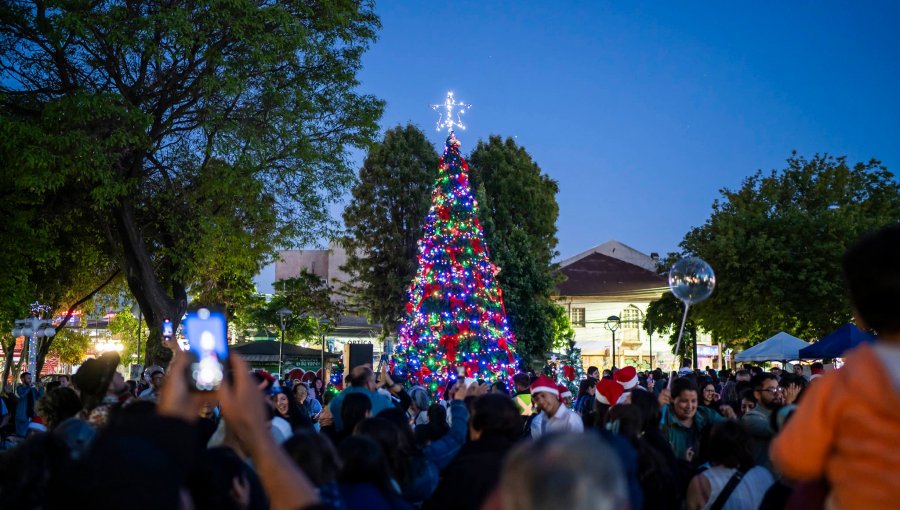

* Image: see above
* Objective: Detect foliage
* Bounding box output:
[49,329,93,366]
[251,272,344,346]
[676,153,900,346]
[0,0,384,366]
[340,124,438,337]
[550,303,576,352]
[107,308,150,365]
[645,291,699,360]
[468,135,564,363]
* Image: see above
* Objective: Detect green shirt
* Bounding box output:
[660,405,726,461]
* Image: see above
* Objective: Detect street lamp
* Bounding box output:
[298,312,329,381]
[605,315,620,370]
[12,315,56,376]
[131,304,142,368]
[276,308,292,380]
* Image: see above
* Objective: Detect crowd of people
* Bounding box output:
[0,221,897,510]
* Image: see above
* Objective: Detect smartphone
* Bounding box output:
[183,308,228,392]
[162,319,173,339]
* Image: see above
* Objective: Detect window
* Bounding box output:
[621,306,642,329]
[570,308,586,327]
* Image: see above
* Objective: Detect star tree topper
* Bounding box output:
[432,91,471,132]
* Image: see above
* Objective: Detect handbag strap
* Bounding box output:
[709,469,746,510]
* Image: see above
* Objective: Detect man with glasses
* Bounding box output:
[742,372,783,470]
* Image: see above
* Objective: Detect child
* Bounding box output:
[771,224,900,509]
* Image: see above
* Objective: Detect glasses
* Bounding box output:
[757,387,783,394]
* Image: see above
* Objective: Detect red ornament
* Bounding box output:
[563,365,576,381]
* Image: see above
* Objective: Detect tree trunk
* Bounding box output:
[114,201,187,368]
[1,339,15,392]
[34,270,120,375]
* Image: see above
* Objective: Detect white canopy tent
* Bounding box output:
[734,331,811,362]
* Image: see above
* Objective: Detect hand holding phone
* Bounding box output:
[184,308,228,392]
[162,319,174,339]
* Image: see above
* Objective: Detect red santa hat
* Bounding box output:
[530,375,559,398]
[614,366,639,390]
[595,378,624,406]
[557,384,573,400]
[28,415,47,433]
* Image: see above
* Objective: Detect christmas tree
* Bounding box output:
[543,342,585,402]
[392,125,517,397]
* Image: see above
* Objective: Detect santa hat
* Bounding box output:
[530,376,559,398]
[558,384,573,400]
[614,366,638,390]
[28,416,47,433]
[595,379,624,406]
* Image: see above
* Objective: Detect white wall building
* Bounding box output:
[555,241,720,371]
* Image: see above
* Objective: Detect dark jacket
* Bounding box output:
[340,483,413,510]
[278,403,313,432]
[422,436,514,510]
[422,401,469,471]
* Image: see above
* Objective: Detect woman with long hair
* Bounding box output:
[293,382,323,430]
[685,421,774,510]
[574,378,597,429]
[607,397,680,510]
[273,391,312,432]
[312,377,326,403]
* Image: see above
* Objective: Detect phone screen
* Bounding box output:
[183,308,228,391]
[162,319,173,338]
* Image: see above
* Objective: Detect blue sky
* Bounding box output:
[337,1,900,261]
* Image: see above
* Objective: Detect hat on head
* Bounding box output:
[530,375,559,398]
[614,366,638,390]
[73,352,121,409]
[558,384,572,400]
[595,378,624,406]
[28,415,47,433]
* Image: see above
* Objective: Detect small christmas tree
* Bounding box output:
[542,342,584,401]
[393,127,517,397]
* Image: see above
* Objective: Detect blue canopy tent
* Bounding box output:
[799,324,875,359]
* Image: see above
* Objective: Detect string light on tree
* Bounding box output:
[393,92,516,397]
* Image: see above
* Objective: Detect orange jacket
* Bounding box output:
[770,344,900,509]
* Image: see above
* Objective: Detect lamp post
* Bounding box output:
[298,312,328,380]
[605,315,620,370]
[131,304,142,369]
[276,308,292,380]
[12,316,56,377]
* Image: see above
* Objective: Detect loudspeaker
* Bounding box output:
[344,343,374,371]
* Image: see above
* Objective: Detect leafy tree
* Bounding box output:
[340,125,438,338]
[549,302,576,352]
[0,147,121,380]
[468,136,563,363]
[0,0,383,366]
[107,308,150,366]
[251,272,344,346]
[49,329,93,367]
[645,291,699,364]
[677,153,900,346]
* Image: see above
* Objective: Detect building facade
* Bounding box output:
[274,243,384,369]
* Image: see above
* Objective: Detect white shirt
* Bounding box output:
[531,403,584,438]
[700,465,774,510]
